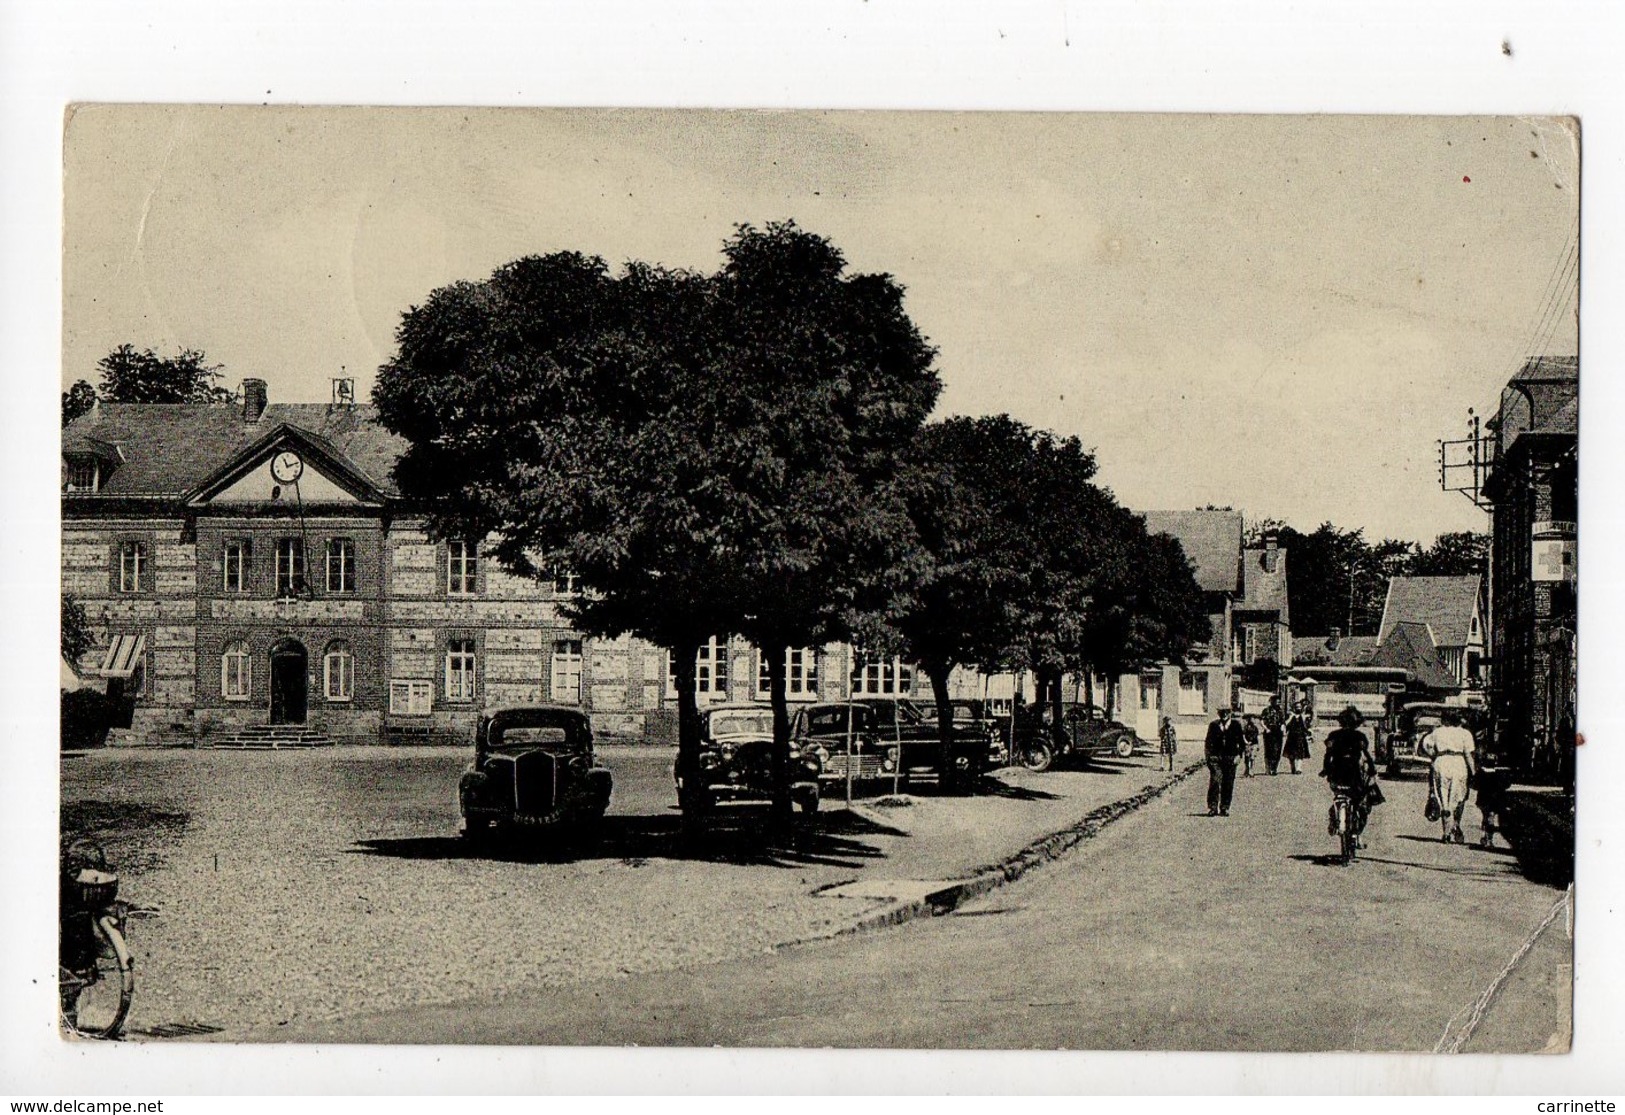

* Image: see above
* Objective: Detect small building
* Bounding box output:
[1377,575,1486,686]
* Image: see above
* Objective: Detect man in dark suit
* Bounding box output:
[1204,706,1247,816]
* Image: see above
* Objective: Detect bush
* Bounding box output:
[61,689,116,749]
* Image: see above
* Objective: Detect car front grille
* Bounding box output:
[820,753,884,781]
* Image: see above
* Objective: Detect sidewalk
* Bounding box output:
[801,755,1203,938]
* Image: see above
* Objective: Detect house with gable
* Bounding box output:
[1377,575,1486,686]
[62,379,896,745]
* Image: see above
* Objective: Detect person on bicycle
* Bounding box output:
[1319,706,1384,845]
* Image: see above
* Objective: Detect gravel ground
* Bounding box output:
[59,744,1179,1038]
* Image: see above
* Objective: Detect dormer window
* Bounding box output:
[65,458,98,493]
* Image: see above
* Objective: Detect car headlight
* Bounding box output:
[802,754,822,775]
[699,752,721,770]
[886,746,900,763]
[720,742,736,762]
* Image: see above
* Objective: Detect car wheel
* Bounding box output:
[1019,741,1053,773]
[1114,734,1135,759]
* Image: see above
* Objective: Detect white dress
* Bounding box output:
[1425,724,1476,818]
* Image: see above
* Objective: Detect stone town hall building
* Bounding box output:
[61,380,925,745]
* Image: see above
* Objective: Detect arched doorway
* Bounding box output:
[269,638,309,725]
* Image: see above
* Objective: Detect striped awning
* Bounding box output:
[96,634,146,679]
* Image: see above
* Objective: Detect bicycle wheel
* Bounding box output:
[61,916,133,1039]
[1336,805,1357,865]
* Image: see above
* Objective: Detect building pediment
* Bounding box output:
[184,424,387,508]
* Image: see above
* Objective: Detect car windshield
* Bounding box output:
[709,709,775,737]
[483,712,589,752]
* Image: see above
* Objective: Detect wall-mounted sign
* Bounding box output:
[1532,538,1577,582]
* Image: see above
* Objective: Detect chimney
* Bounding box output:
[242,379,268,424]
[331,376,356,407]
[1261,530,1280,572]
[1328,627,1341,651]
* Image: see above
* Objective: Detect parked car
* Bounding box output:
[675,703,821,819]
[853,697,1002,788]
[1380,701,1489,779]
[458,705,613,843]
[1012,702,1140,772]
[949,698,1010,768]
[791,702,884,785]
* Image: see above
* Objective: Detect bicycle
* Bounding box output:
[1328,791,1358,865]
[60,840,135,1039]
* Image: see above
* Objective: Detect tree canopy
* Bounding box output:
[373,222,941,815]
[895,414,1207,757]
[62,381,97,427]
[94,345,232,405]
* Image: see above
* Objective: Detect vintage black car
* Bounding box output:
[458,705,613,842]
[675,703,821,818]
[1379,701,1490,778]
[853,697,1003,788]
[1012,702,1140,771]
[790,702,884,785]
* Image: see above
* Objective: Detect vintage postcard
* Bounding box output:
[57,106,1577,1053]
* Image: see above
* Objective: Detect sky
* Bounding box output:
[62,106,1579,544]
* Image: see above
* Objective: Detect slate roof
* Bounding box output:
[1513,354,1579,384]
[62,401,407,498]
[1237,546,1289,620]
[1370,621,1457,690]
[1378,576,1481,648]
[1140,510,1242,594]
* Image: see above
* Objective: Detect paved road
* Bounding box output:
[291,763,1572,1051]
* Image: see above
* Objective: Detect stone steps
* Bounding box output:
[208,724,334,749]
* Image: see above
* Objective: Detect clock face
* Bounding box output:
[270,451,304,484]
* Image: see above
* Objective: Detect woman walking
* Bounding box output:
[1159,715,1178,772]
[1262,695,1285,775]
[1423,709,1477,843]
[1284,704,1313,774]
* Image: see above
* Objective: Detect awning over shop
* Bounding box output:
[96,634,146,679]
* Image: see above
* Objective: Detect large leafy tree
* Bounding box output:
[372,222,939,820]
[892,416,1063,776]
[94,344,233,405]
[895,415,1207,766]
[1083,524,1210,707]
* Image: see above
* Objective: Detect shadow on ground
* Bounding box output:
[1499,790,1574,889]
[350,805,911,870]
[60,800,191,876]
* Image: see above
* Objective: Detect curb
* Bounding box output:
[776,759,1206,952]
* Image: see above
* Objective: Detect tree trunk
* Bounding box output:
[926,662,957,790]
[1044,668,1066,752]
[763,639,794,828]
[671,637,704,814]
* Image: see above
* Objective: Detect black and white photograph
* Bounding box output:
[50,105,1581,1057]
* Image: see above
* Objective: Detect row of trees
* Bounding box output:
[372,222,1210,816]
[63,344,232,425]
[1245,520,1488,637]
